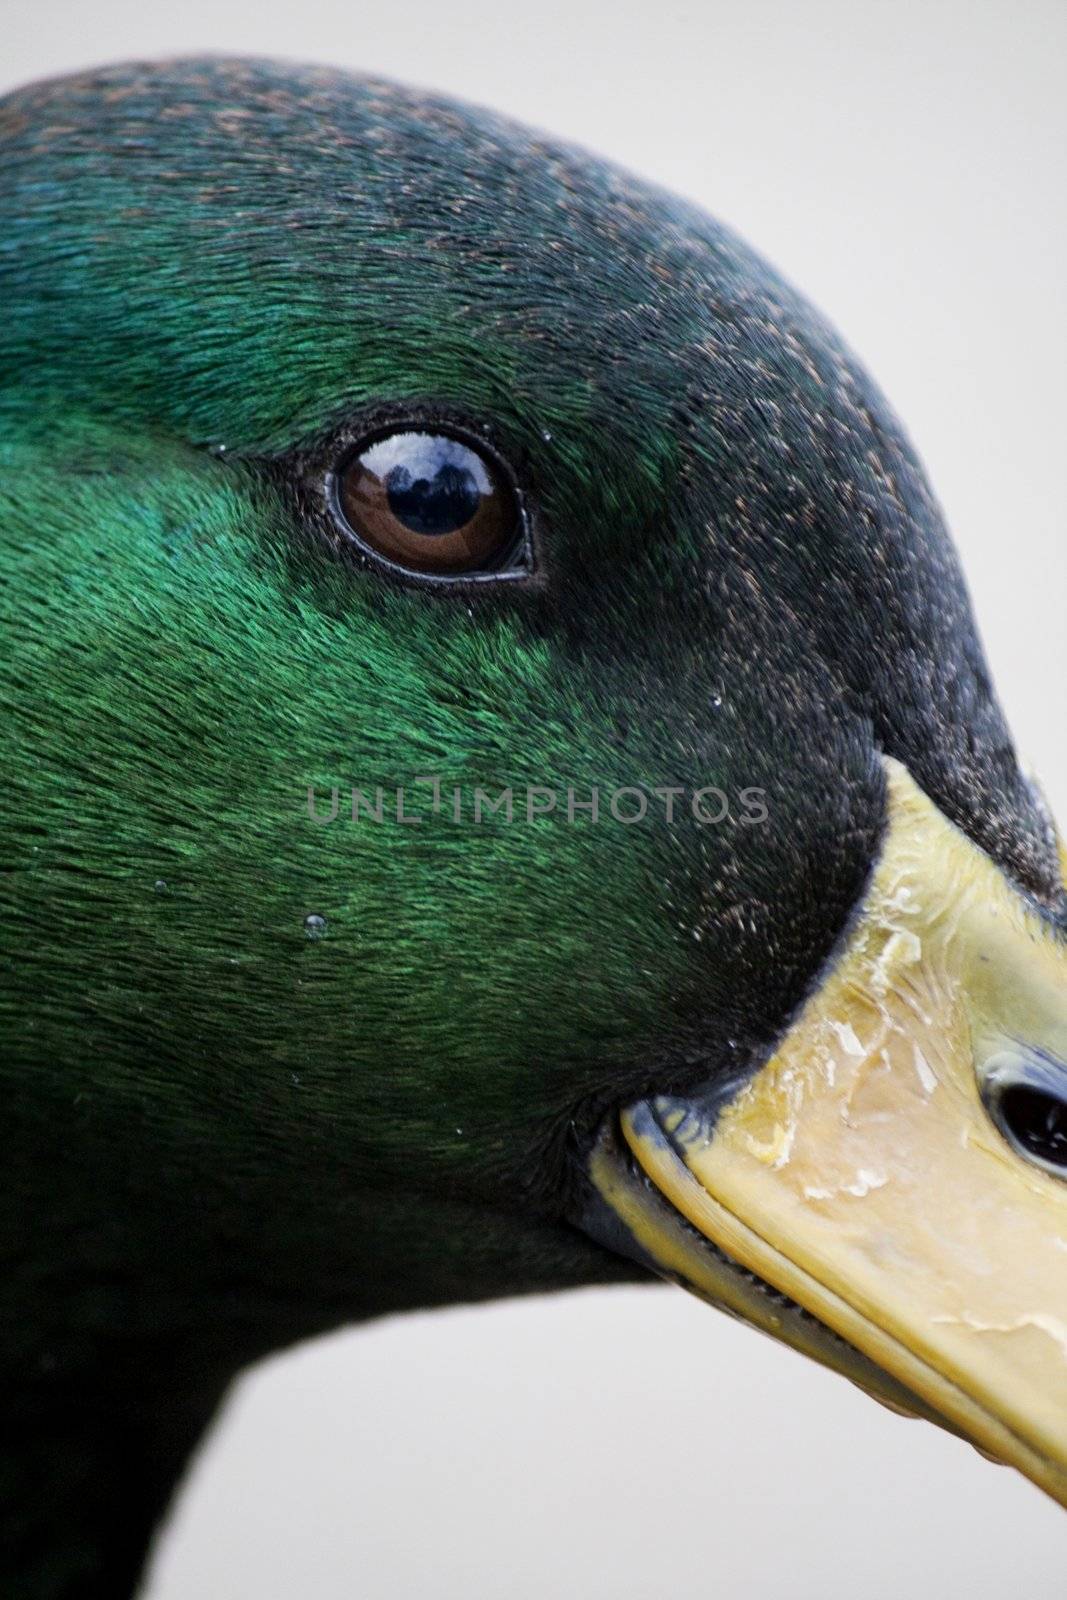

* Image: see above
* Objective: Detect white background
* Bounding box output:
[3,2,1065,1595]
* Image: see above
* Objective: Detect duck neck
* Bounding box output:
[1,1359,232,1600]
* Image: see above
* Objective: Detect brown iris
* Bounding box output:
[336,429,520,575]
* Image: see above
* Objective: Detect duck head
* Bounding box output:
[1,56,1066,1591]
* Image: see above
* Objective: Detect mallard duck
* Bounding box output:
[1,55,1065,1599]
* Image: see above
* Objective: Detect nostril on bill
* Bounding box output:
[980,1044,1067,1179]
[998,1085,1067,1170]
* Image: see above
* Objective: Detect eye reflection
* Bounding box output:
[336,429,521,576]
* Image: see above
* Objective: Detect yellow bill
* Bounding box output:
[591,758,1067,1505]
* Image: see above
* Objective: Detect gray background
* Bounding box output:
[3,2,1064,1594]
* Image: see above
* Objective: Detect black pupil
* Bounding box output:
[386,461,481,537]
[1000,1084,1067,1168]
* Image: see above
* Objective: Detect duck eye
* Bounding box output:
[335,429,523,577]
